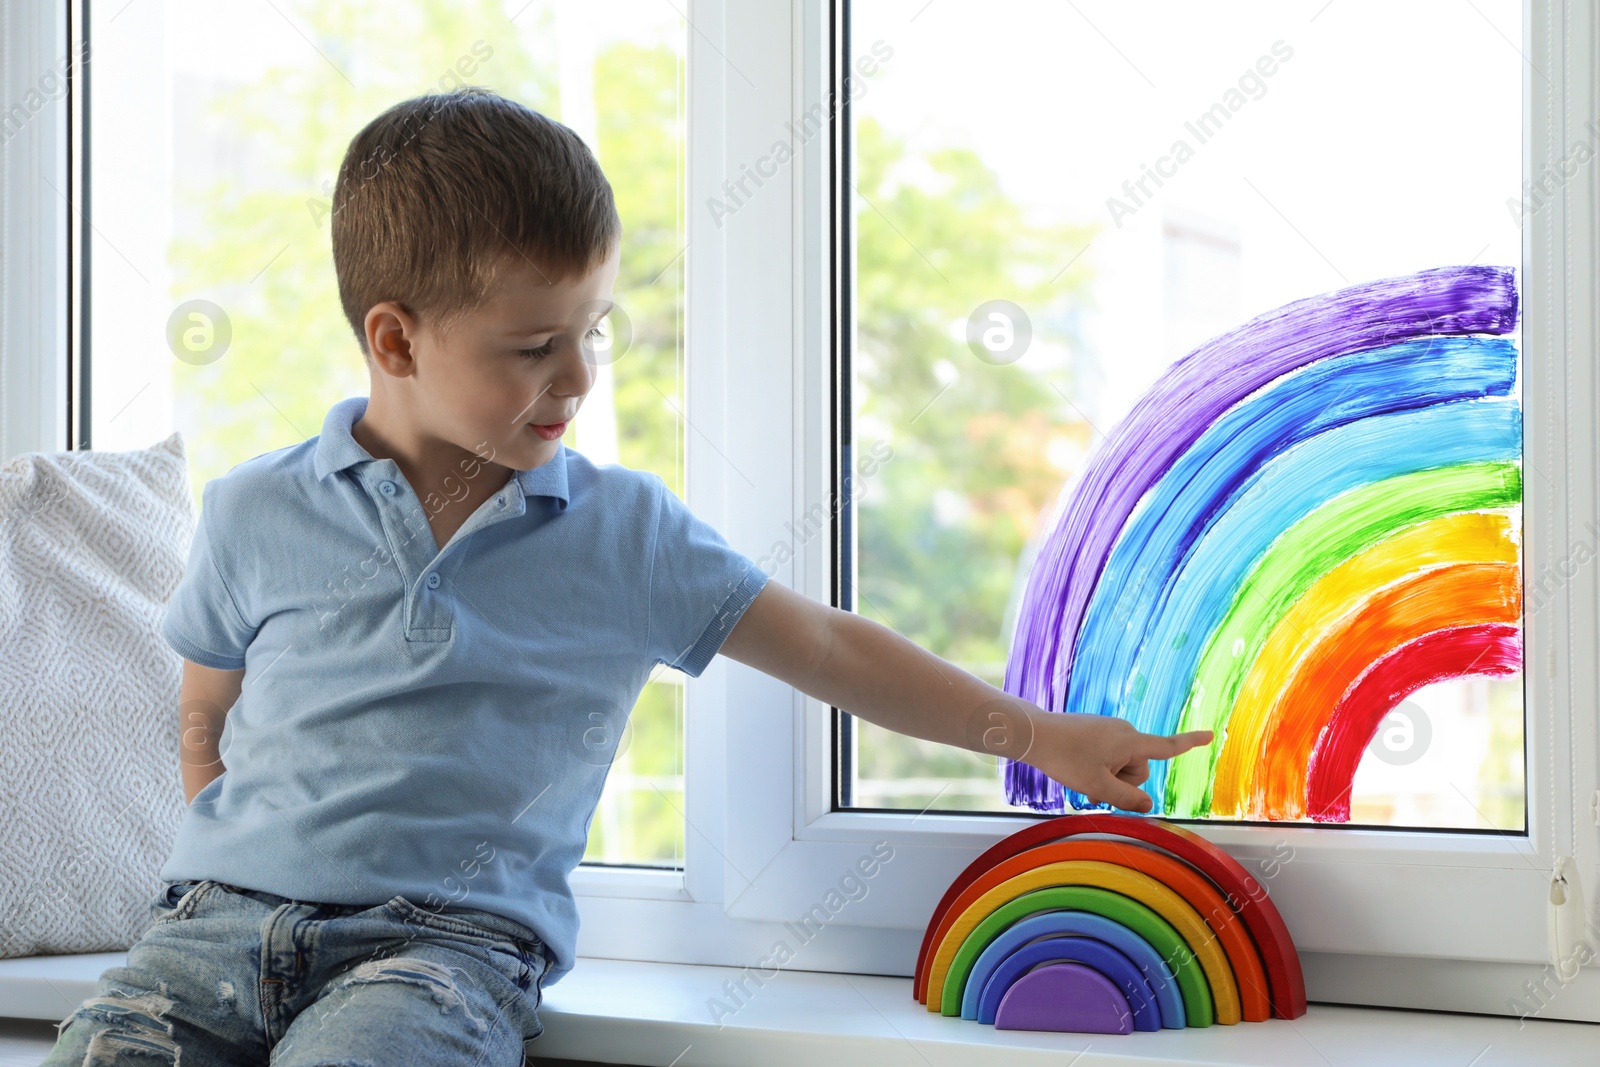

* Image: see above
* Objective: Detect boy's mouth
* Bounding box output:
[529,421,567,441]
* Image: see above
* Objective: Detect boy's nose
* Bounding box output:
[562,347,598,396]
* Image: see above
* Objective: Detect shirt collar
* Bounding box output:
[313,395,570,511]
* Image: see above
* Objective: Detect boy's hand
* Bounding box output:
[973,698,1214,814]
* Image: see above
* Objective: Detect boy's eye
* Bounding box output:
[516,324,607,361]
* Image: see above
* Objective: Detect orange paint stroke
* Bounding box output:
[1254,561,1520,819]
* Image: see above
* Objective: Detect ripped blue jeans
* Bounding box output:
[41,879,550,1066]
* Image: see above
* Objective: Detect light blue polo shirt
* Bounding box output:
[158,394,769,988]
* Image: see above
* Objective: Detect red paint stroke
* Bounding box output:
[1306,624,1521,821]
[1258,562,1521,819]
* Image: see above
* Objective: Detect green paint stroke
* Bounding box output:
[1165,460,1523,818]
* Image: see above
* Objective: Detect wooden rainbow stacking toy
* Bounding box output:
[914,813,1306,1034]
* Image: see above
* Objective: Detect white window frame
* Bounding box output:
[1,0,73,462]
[6,0,1596,1020]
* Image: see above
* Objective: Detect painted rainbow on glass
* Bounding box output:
[1004,265,1523,821]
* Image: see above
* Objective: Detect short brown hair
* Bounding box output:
[331,87,621,357]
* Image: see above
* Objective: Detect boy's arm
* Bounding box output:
[717,581,1212,813]
[178,659,243,804]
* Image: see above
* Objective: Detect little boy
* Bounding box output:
[43,87,1209,1066]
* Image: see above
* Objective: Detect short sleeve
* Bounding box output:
[647,475,770,677]
[161,483,258,670]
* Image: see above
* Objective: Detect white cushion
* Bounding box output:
[0,431,192,957]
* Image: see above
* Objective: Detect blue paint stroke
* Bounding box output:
[1065,336,1517,731]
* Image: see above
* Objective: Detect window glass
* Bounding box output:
[844,0,1524,830]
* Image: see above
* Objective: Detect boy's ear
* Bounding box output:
[364,301,419,376]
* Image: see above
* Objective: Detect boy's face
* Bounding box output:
[366,243,621,476]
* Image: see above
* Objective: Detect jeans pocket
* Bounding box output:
[383,895,547,993]
[149,879,209,927]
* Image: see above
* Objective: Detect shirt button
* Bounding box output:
[379,480,397,497]
[496,496,507,508]
[426,572,441,589]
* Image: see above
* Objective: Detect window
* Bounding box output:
[73,0,689,869]
[12,0,1596,1023]
[700,0,1597,1020]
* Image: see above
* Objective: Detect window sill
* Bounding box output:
[535,956,1597,1066]
[5,952,1595,1064]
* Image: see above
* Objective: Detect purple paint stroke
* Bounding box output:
[1002,264,1519,812]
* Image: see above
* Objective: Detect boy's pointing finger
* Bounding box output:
[1137,728,1215,760]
